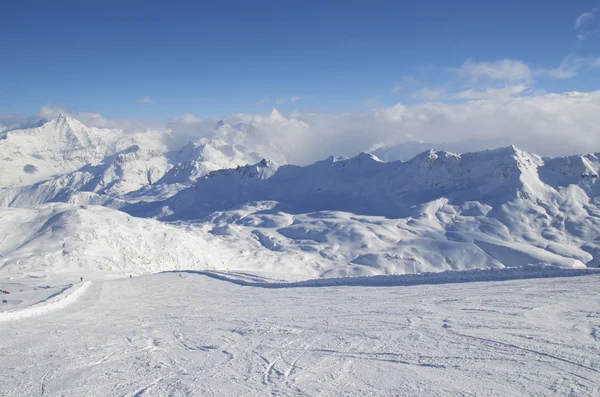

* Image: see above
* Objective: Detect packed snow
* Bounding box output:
[1,271,599,396]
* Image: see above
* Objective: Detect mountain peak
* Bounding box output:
[51,113,80,129]
[411,148,458,163]
[488,145,524,157]
[54,113,67,125]
[269,108,285,122]
[353,152,383,163]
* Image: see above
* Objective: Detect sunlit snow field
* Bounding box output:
[1,270,599,396]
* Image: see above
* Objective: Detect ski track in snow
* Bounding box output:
[1,272,600,396]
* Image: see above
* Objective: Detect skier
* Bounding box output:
[1,288,9,304]
[80,276,83,282]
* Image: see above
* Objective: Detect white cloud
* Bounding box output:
[256,95,270,105]
[539,55,600,79]
[411,85,528,101]
[575,8,597,28]
[407,54,599,104]
[405,59,534,103]
[30,91,600,165]
[369,91,600,159]
[39,106,111,126]
[457,58,533,83]
[37,106,163,134]
[258,95,303,106]
[576,28,600,41]
[411,88,445,100]
[575,8,599,40]
[545,63,579,79]
[374,104,407,122]
[256,92,600,162]
[392,76,421,93]
[360,97,380,106]
[136,96,156,105]
[452,85,529,100]
[170,114,201,124]
[411,57,534,101]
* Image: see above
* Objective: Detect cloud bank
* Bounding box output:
[457,59,533,83]
[30,90,600,165]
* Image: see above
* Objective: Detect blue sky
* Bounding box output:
[1,0,599,120]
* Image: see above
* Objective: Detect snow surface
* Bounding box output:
[2,115,600,395]
[1,271,599,396]
[0,204,222,276]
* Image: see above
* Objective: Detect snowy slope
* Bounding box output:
[0,204,222,275]
[1,271,599,396]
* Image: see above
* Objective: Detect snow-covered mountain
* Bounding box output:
[0,115,599,279]
[0,115,134,186]
[160,137,264,185]
[129,146,594,220]
[368,139,509,162]
[0,116,267,207]
[115,146,598,276]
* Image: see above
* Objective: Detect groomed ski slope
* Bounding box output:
[1,270,599,396]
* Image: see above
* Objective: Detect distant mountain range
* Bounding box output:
[0,115,598,279]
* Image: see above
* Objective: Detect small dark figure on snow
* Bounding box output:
[80,277,83,282]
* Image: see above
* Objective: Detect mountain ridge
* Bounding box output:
[0,115,599,279]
